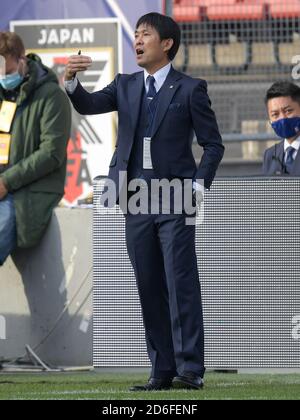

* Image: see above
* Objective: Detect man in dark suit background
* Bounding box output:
[263,81,300,176]
[65,12,224,391]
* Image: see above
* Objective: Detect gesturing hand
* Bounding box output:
[64,54,92,81]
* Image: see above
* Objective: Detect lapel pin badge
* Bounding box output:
[170,85,174,89]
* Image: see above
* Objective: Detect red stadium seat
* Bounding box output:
[173,4,203,22]
[267,0,300,19]
[174,0,243,7]
[173,0,261,22]
[173,0,300,22]
[203,0,242,4]
[206,2,267,21]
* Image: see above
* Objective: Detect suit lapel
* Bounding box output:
[151,67,182,139]
[278,142,285,161]
[274,142,285,173]
[128,71,144,135]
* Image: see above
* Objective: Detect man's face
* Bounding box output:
[134,24,172,70]
[267,96,300,123]
[0,54,25,77]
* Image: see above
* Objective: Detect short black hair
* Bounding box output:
[265,81,300,106]
[136,12,181,61]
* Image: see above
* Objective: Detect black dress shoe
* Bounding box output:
[129,377,173,391]
[172,372,204,390]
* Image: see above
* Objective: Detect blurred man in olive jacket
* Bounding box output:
[0,32,71,265]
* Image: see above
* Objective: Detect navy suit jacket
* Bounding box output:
[68,66,224,199]
[263,141,300,176]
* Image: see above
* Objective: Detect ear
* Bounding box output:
[162,38,174,54]
[19,56,28,77]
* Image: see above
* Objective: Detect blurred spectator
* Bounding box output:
[263,81,300,176]
[0,32,71,266]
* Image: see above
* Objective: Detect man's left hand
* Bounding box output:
[0,177,8,200]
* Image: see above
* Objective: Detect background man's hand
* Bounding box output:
[0,177,8,200]
[64,55,92,81]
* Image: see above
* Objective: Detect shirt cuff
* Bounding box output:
[64,77,78,94]
[193,181,209,192]
[193,181,203,191]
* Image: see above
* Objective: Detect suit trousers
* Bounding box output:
[125,212,205,379]
[0,194,17,265]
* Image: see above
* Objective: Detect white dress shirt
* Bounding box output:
[64,76,78,94]
[284,136,300,162]
[144,62,171,93]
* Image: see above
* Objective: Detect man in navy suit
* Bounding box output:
[65,12,224,391]
[263,81,300,176]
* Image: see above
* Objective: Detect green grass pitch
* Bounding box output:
[0,371,300,400]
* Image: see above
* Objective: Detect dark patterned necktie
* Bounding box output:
[147,75,157,100]
[285,146,295,174]
[146,75,157,118]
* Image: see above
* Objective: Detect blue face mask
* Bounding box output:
[0,71,24,90]
[271,117,300,139]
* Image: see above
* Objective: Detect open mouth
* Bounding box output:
[136,49,144,57]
